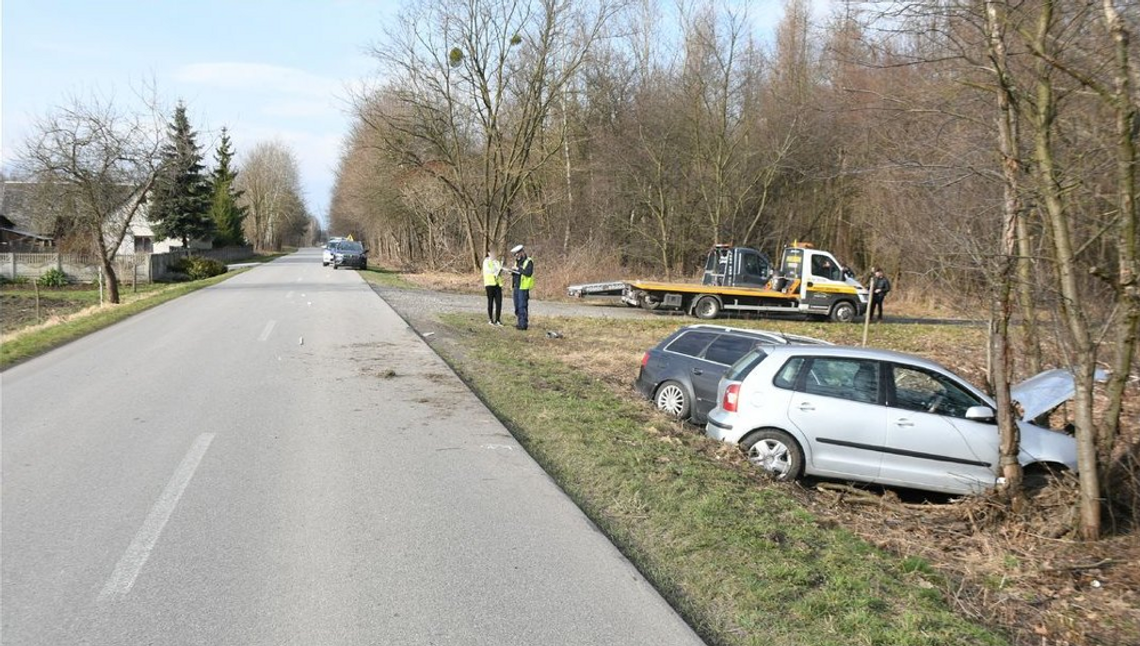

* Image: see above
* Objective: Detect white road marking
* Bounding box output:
[258,320,277,342]
[98,433,216,602]
[481,444,517,451]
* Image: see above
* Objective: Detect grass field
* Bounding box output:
[0,271,243,370]
[432,312,1007,646]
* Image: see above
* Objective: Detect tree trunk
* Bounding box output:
[1031,0,1100,539]
[1015,214,1042,375]
[986,0,1025,504]
[1099,0,1140,458]
[94,232,121,305]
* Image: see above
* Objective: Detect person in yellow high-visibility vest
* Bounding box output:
[508,244,534,330]
[482,250,504,326]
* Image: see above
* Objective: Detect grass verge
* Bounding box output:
[358,265,418,289]
[1,271,242,370]
[433,312,1006,646]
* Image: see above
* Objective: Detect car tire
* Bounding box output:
[694,295,721,320]
[322,262,329,266]
[829,301,857,323]
[741,429,804,481]
[654,381,691,420]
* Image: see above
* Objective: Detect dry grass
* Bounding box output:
[506,315,1140,646]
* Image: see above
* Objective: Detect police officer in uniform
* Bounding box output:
[508,244,534,330]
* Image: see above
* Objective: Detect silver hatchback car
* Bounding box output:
[705,345,1079,495]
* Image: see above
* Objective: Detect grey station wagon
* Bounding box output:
[634,325,829,424]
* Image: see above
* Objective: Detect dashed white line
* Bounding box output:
[98,433,216,602]
[258,320,277,342]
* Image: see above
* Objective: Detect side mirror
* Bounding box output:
[964,405,996,422]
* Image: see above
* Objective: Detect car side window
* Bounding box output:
[665,331,718,357]
[890,364,982,418]
[773,357,806,390]
[800,358,880,403]
[703,335,757,365]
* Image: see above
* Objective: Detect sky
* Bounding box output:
[1,0,826,227]
[1,0,399,225]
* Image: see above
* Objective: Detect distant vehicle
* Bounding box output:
[332,241,367,270]
[705,345,1080,495]
[635,324,830,424]
[322,241,340,267]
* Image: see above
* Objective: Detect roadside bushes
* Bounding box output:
[171,256,227,281]
[37,268,69,288]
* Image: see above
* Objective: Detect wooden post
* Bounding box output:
[34,278,41,323]
[861,268,874,347]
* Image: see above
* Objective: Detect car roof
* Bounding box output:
[672,324,831,345]
[760,344,952,372]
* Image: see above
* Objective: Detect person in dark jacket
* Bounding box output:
[870,267,891,322]
[508,244,534,330]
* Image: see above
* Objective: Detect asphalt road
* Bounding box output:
[1,249,705,645]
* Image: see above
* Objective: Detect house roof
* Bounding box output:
[0,182,50,235]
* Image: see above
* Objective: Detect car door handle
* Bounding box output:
[895,418,915,427]
[798,402,815,412]
[692,369,703,375]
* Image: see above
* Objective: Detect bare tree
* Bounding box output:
[237,141,308,251]
[364,0,621,268]
[18,92,162,304]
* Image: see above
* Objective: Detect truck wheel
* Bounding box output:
[694,296,721,320]
[640,293,662,311]
[829,301,856,323]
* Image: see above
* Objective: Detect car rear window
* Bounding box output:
[704,335,757,365]
[665,331,718,357]
[773,357,806,389]
[725,348,770,381]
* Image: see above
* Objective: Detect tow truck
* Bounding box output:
[568,243,868,322]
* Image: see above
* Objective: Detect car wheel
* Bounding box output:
[322,262,329,266]
[1023,464,1068,490]
[654,381,690,419]
[741,429,804,480]
[694,295,721,320]
[830,301,856,323]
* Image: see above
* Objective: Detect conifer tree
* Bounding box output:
[149,102,213,247]
[208,128,247,247]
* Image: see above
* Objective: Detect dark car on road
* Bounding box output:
[332,241,367,270]
[635,324,829,424]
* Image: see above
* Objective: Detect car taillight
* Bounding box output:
[723,383,741,412]
[641,352,649,368]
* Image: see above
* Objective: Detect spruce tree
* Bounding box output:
[149,102,213,248]
[207,128,248,247]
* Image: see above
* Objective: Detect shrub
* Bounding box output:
[37,268,69,288]
[172,256,227,281]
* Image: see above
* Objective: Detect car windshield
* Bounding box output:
[725,348,769,382]
[340,242,363,252]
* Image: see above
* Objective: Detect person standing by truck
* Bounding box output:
[870,267,891,321]
[482,250,504,326]
[508,244,534,330]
